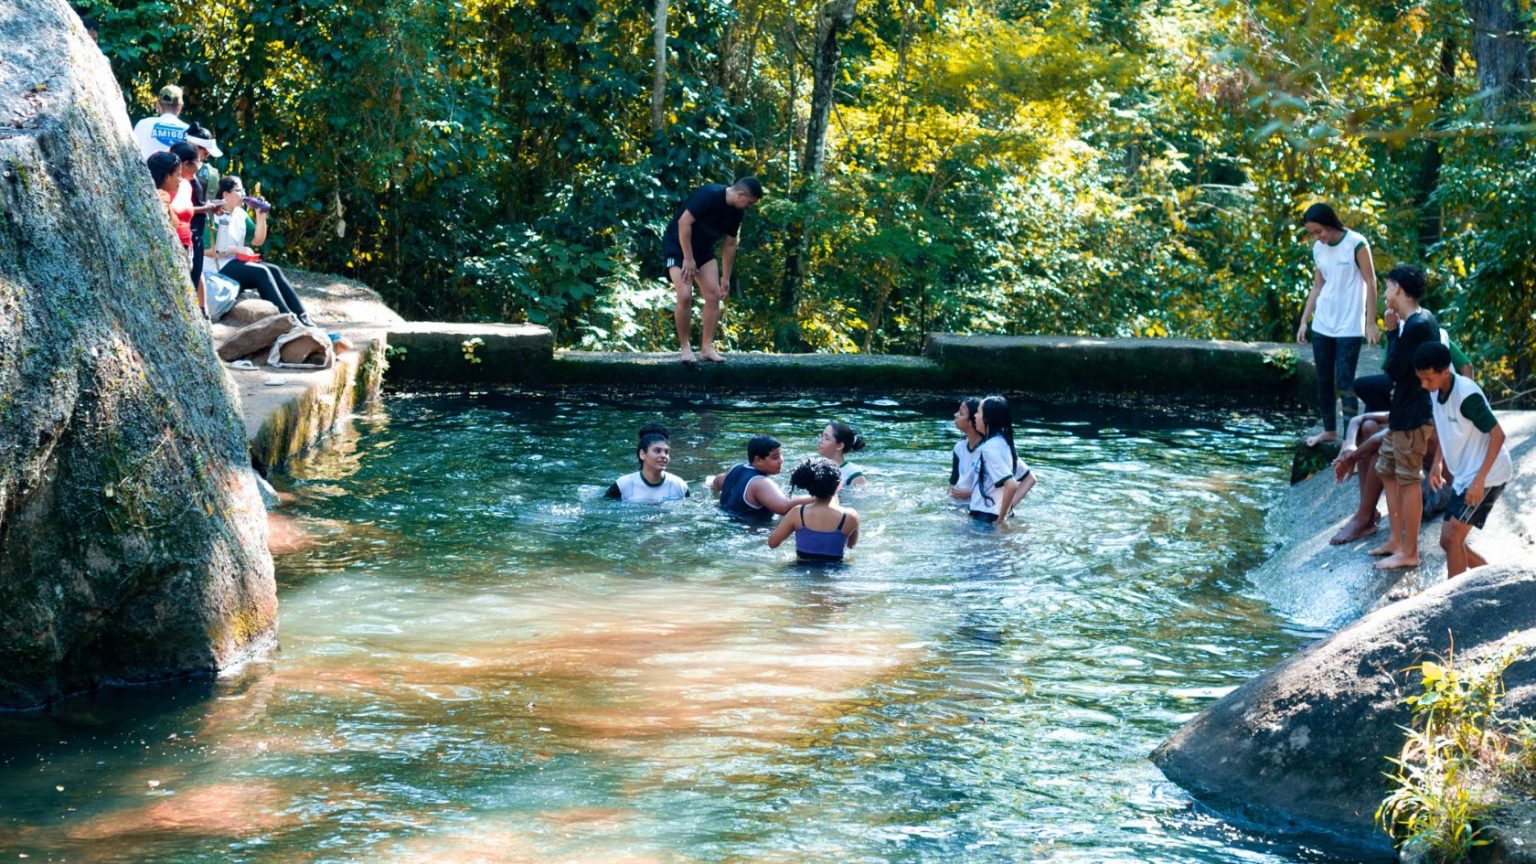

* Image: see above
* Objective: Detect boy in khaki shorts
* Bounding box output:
[1371,265,1439,570]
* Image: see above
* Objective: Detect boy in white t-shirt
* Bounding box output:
[606,423,689,503]
[132,85,190,157]
[1414,342,1514,579]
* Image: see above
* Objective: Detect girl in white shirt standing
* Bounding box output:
[1296,202,1379,447]
[952,396,1035,526]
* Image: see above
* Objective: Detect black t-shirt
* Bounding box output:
[188,177,208,234]
[661,184,743,259]
[1385,308,1440,431]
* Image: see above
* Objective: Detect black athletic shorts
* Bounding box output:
[665,252,715,271]
[1444,483,1504,529]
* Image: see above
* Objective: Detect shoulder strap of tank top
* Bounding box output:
[836,512,847,532]
[799,504,806,522]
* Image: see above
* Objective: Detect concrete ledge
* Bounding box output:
[224,269,399,472]
[925,333,1309,399]
[386,322,554,384]
[547,350,942,391]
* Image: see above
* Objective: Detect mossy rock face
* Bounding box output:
[0,0,274,710]
[385,323,555,384]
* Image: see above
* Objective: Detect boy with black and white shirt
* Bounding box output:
[1414,342,1513,579]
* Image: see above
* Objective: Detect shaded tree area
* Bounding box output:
[83,0,1536,400]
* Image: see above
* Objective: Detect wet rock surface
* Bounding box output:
[0,0,274,709]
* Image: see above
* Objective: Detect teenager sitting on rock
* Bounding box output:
[209,176,315,326]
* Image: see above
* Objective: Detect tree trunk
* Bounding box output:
[1414,39,1456,254]
[777,0,858,352]
[651,0,668,137]
[1464,0,1532,119]
[0,0,276,709]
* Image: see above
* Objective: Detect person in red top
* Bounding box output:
[147,151,190,252]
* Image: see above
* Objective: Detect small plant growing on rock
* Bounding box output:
[461,337,485,365]
[1263,347,1298,378]
[1377,644,1529,862]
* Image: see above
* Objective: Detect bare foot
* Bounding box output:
[1366,542,1398,557]
[1375,553,1421,570]
[679,347,698,364]
[700,349,726,363]
[1329,518,1380,545]
[1305,430,1338,447]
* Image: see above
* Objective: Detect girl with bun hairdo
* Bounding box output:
[816,421,868,488]
[769,457,861,562]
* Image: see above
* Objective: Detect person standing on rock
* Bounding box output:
[1415,341,1513,579]
[662,177,763,364]
[132,85,190,158]
[1370,265,1439,571]
[1296,203,1378,448]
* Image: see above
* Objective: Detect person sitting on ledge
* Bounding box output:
[209,176,315,327]
[606,423,689,503]
[1415,341,1514,579]
[710,434,810,521]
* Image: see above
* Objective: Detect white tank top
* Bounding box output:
[1430,375,1512,494]
[1311,229,1370,338]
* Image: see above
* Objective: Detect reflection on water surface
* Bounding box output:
[0,394,1345,862]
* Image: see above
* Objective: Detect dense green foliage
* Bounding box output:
[84,0,1535,398]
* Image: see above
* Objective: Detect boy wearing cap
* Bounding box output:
[1414,341,1514,578]
[132,85,189,157]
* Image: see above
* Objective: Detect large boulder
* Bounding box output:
[1152,563,1536,859]
[0,0,275,709]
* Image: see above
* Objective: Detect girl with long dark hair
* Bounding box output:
[951,396,1035,525]
[209,175,315,326]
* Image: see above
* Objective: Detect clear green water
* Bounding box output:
[1,393,1341,863]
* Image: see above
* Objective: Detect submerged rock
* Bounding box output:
[0,0,275,708]
[1152,563,1536,859]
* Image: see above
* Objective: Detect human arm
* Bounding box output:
[718,234,738,299]
[1296,268,1323,343]
[1005,471,1037,516]
[746,476,810,515]
[767,507,799,549]
[1465,424,1505,506]
[709,471,726,493]
[844,511,860,549]
[678,210,697,283]
[1357,243,1379,346]
[994,478,1020,528]
[251,209,269,248]
[1333,419,1389,483]
[605,482,623,500]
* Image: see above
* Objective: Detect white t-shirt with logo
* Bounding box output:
[133,113,189,158]
[1310,229,1370,338]
[1430,375,1513,494]
[963,436,1027,516]
[608,471,689,503]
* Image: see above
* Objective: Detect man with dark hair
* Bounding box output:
[1414,341,1512,578]
[1370,264,1440,570]
[133,84,189,157]
[661,177,764,364]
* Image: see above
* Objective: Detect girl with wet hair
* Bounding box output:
[949,396,1035,508]
[952,395,1035,525]
[606,423,689,503]
[816,420,868,487]
[769,457,861,562]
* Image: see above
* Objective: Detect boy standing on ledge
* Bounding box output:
[1371,265,1440,570]
[1415,342,1514,578]
[662,177,764,364]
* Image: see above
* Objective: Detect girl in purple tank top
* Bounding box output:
[768,458,861,562]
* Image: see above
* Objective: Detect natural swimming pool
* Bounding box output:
[0,392,1345,862]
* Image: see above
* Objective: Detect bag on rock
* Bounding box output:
[205,269,241,321]
[216,313,299,362]
[269,326,335,369]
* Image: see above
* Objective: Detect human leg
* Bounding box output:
[221,260,287,313]
[1336,336,1363,425]
[1440,518,1472,577]
[695,260,725,362]
[258,263,313,325]
[1377,427,1431,570]
[1370,433,1402,556]
[1355,373,1392,414]
[669,264,696,362]
[1331,418,1385,544]
[1307,335,1339,446]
